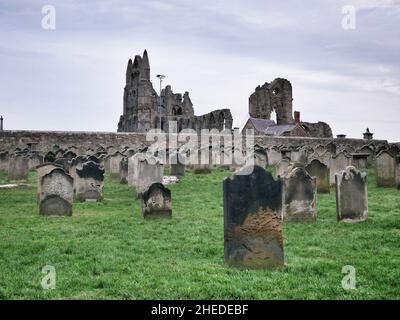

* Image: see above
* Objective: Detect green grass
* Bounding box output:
[0,167,399,300]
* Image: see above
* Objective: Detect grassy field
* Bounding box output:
[0,166,399,300]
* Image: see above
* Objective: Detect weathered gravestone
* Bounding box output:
[223,165,283,269]
[8,154,29,180]
[109,151,124,179]
[141,182,172,218]
[27,153,44,170]
[329,151,351,185]
[267,147,282,166]
[252,148,268,168]
[169,152,186,177]
[282,166,317,223]
[127,153,146,186]
[276,158,291,177]
[335,166,368,222]
[36,163,64,203]
[75,161,104,202]
[375,150,396,187]
[136,156,164,196]
[305,159,330,193]
[39,168,73,216]
[119,157,128,184]
[0,151,9,172]
[351,153,370,171]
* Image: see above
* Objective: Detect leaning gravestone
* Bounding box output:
[8,154,29,180]
[305,159,330,193]
[282,166,317,223]
[75,161,104,202]
[335,166,368,222]
[39,168,73,216]
[375,150,396,187]
[141,182,172,218]
[223,165,283,269]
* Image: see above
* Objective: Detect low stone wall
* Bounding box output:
[0,130,389,154]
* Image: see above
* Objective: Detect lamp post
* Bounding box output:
[0,115,3,131]
[156,74,165,130]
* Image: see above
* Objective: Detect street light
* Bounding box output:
[156,74,165,130]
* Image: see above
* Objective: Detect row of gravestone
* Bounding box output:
[274,149,400,190]
[223,165,368,269]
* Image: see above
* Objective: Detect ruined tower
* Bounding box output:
[118,50,233,133]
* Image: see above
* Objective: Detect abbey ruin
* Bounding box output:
[118,50,233,133]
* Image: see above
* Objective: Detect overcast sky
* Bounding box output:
[0,0,399,141]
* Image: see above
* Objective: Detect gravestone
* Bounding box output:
[253,149,268,168]
[375,150,396,187]
[335,166,368,222]
[329,151,351,185]
[267,147,282,166]
[136,156,164,196]
[44,151,56,163]
[119,157,128,184]
[109,152,124,179]
[223,165,283,269]
[351,153,370,170]
[75,161,104,202]
[169,152,186,177]
[305,159,330,193]
[396,155,400,190]
[27,153,44,170]
[276,158,291,177]
[127,153,147,186]
[0,151,9,172]
[39,168,73,216]
[36,163,63,203]
[141,183,172,218]
[282,167,317,223]
[8,154,29,180]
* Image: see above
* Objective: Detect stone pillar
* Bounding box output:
[0,115,3,131]
[223,165,283,269]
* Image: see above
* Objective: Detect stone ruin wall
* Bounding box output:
[0,130,391,155]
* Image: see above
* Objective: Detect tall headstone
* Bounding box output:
[8,154,29,180]
[335,166,368,222]
[39,168,73,216]
[224,165,283,269]
[141,183,172,218]
[282,167,317,223]
[305,159,330,193]
[169,152,186,177]
[375,150,396,187]
[75,161,104,202]
[109,151,124,179]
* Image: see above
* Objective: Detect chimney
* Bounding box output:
[294,111,300,124]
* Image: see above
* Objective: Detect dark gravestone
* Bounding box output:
[75,161,104,202]
[305,159,330,193]
[282,167,317,223]
[0,151,9,172]
[44,151,56,163]
[223,165,283,269]
[335,166,368,222]
[141,183,172,219]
